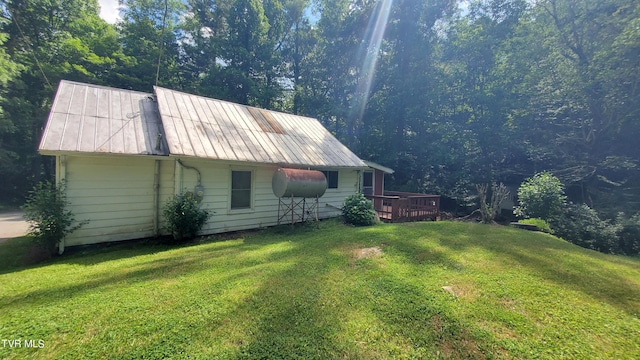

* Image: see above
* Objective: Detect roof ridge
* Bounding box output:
[152,86,318,122]
[60,80,153,96]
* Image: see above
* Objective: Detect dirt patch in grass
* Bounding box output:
[354,246,383,260]
[441,283,478,301]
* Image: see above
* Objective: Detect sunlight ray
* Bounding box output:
[352,0,394,123]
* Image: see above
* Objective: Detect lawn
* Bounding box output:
[1,220,639,359]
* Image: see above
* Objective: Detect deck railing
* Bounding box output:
[365,191,440,222]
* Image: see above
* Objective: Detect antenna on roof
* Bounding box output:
[155,0,168,87]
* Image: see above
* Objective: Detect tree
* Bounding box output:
[476,182,510,224]
[1,0,125,204]
[519,0,640,212]
[515,172,566,221]
[117,0,185,92]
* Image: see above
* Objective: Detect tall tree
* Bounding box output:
[1,0,125,203]
[520,0,640,211]
[358,0,455,190]
[117,0,185,92]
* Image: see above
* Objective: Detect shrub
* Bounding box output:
[615,213,640,256]
[518,218,553,234]
[515,172,566,221]
[162,192,211,242]
[342,193,377,226]
[22,181,86,253]
[550,203,621,254]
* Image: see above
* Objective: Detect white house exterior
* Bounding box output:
[39,81,369,250]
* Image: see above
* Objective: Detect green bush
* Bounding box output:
[515,172,566,221]
[22,181,86,253]
[162,192,211,242]
[518,218,553,234]
[342,193,377,226]
[615,213,640,256]
[550,203,621,254]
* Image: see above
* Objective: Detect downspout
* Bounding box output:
[153,160,160,236]
[58,155,67,255]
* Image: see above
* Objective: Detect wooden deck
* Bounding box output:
[366,191,440,223]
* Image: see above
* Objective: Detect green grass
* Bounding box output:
[0,237,38,273]
[1,220,639,359]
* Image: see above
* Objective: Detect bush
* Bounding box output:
[515,172,566,221]
[342,193,377,226]
[162,192,211,242]
[518,218,553,234]
[615,213,640,256]
[22,181,86,253]
[550,203,621,254]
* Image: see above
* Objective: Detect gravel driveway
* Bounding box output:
[0,210,30,242]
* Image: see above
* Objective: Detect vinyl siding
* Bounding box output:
[63,155,169,246]
[176,159,358,234]
[61,155,358,246]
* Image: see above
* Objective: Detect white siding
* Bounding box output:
[176,159,358,234]
[63,155,168,246]
[61,155,358,246]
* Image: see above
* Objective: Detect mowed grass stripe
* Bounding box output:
[0,220,639,359]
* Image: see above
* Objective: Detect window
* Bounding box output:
[362,171,373,195]
[322,170,339,189]
[231,170,252,209]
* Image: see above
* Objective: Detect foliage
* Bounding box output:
[0,30,21,117]
[518,218,553,234]
[515,172,566,221]
[476,182,510,224]
[1,0,131,204]
[1,221,639,358]
[162,192,211,241]
[550,203,622,254]
[615,213,640,256]
[1,0,640,225]
[21,181,85,251]
[342,193,376,226]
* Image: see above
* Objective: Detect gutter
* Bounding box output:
[58,155,67,255]
[153,160,160,236]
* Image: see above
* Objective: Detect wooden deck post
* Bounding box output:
[391,198,399,222]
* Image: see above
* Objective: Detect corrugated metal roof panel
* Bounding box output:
[154,87,367,168]
[40,81,367,168]
[39,81,168,156]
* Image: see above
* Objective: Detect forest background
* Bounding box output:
[1,0,639,220]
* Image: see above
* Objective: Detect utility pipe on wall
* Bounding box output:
[58,155,67,255]
[177,159,205,202]
[153,160,160,236]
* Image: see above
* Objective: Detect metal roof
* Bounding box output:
[39,81,168,156]
[39,81,367,168]
[154,86,367,168]
[363,160,395,174]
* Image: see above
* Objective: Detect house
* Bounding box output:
[39,80,372,251]
[362,160,394,197]
[360,161,441,223]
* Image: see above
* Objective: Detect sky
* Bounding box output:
[98,0,121,24]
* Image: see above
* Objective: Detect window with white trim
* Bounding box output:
[231,170,252,209]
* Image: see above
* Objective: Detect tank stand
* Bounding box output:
[277,195,319,226]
